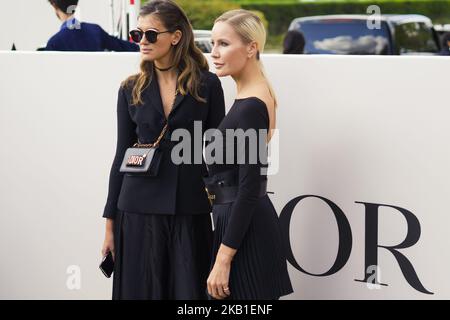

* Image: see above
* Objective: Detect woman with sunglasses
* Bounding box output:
[101,0,225,300]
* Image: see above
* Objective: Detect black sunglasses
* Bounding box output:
[129,29,173,44]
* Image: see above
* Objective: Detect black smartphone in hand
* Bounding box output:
[99,251,114,278]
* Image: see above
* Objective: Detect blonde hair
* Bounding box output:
[215,9,277,107]
[123,0,208,105]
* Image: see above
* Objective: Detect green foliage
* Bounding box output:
[141,0,268,30]
[174,0,240,30]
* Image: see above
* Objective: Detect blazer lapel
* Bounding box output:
[144,74,186,119]
[170,91,185,116]
[145,75,165,118]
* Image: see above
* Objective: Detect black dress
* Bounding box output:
[112,211,212,299]
[103,70,225,300]
[207,97,293,300]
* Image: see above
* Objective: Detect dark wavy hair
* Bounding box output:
[283,30,305,54]
[48,0,79,14]
[124,0,209,105]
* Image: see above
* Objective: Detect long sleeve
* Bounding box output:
[205,74,226,130]
[45,39,56,51]
[204,74,225,164]
[222,100,269,249]
[103,87,137,219]
[100,28,140,52]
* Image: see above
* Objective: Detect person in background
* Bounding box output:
[439,32,450,56]
[46,0,139,52]
[283,29,305,54]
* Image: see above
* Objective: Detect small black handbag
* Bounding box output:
[119,88,178,177]
[119,123,168,176]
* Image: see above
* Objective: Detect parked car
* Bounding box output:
[288,14,441,55]
[194,30,212,53]
[434,23,450,40]
[434,24,450,49]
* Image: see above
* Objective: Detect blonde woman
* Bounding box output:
[204,9,293,300]
[101,0,225,299]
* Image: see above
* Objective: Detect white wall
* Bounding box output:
[0,0,120,51]
[0,51,449,299]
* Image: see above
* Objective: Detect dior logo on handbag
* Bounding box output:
[126,154,147,167]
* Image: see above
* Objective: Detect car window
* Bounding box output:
[295,19,391,55]
[195,39,211,53]
[395,22,439,54]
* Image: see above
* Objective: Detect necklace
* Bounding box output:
[155,64,174,72]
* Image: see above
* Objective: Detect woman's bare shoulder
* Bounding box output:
[252,85,275,111]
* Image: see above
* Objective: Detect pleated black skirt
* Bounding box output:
[211,194,294,300]
[112,211,212,300]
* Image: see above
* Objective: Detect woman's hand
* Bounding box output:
[101,218,115,261]
[207,244,236,299]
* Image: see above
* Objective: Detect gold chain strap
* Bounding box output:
[133,88,179,148]
[133,124,168,148]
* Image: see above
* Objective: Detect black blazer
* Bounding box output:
[103,70,225,219]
